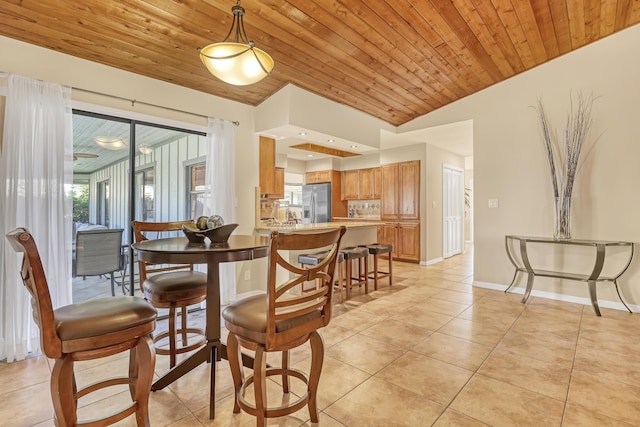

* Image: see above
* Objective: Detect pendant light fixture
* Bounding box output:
[198,1,274,86]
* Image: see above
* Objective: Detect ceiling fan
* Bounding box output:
[73,152,99,161]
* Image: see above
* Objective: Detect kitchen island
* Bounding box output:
[255,221,383,248]
[254,221,384,296]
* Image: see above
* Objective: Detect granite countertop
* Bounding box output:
[332,217,382,221]
[255,221,383,232]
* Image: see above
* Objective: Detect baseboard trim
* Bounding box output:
[472,280,640,313]
[421,257,444,266]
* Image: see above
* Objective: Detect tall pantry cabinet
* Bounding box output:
[380,160,420,262]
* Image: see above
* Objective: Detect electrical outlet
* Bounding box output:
[244,271,251,280]
[488,199,499,208]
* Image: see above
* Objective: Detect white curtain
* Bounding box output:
[203,117,237,304]
[0,74,73,362]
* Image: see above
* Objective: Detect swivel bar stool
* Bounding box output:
[6,228,157,427]
[298,250,345,302]
[340,246,369,300]
[361,243,393,290]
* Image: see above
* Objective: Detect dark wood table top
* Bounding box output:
[132,235,270,264]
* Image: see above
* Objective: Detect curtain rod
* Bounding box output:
[73,86,240,126]
[0,73,240,126]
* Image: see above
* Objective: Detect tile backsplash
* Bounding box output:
[347,200,380,218]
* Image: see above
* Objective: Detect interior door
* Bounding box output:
[443,164,464,258]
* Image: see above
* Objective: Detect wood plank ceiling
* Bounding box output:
[1,0,638,126]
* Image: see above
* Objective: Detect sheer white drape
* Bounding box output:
[203,117,237,304]
[0,74,73,362]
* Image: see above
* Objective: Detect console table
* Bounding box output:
[504,235,634,316]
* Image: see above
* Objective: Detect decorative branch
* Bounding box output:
[534,91,599,239]
[535,92,598,201]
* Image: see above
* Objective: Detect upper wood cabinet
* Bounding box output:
[381,160,419,220]
[305,170,333,184]
[381,164,399,218]
[259,136,279,198]
[341,167,381,200]
[341,170,359,200]
[273,167,284,199]
[399,161,419,219]
[358,167,381,200]
[305,170,347,218]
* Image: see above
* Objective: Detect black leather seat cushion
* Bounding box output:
[298,251,328,266]
[222,294,321,344]
[143,271,207,303]
[366,243,393,255]
[341,246,369,260]
[54,296,157,340]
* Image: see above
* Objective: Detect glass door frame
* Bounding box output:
[72,109,206,296]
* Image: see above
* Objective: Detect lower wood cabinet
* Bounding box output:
[380,221,420,262]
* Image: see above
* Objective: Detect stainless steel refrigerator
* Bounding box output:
[301,183,332,223]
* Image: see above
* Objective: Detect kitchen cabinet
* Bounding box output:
[358,167,381,200]
[305,170,347,218]
[380,221,420,263]
[380,160,420,262]
[341,170,359,200]
[381,161,419,220]
[305,170,333,184]
[398,222,420,261]
[274,167,284,199]
[399,161,419,219]
[259,135,281,198]
[381,164,399,218]
[382,223,398,259]
[341,167,381,200]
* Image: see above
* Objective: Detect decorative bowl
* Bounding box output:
[182,225,206,244]
[182,223,238,244]
[204,223,238,243]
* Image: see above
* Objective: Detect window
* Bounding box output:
[72,181,90,224]
[135,168,155,221]
[187,163,206,220]
[96,179,110,226]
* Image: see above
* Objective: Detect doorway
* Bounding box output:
[442,164,464,258]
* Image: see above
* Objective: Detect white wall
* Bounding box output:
[400,24,640,309]
[425,145,465,262]
[255,84,394,148]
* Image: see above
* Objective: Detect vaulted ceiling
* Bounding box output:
[1,1,639,127]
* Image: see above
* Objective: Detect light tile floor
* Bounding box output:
[3,246,640,426]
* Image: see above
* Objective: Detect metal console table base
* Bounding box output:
[504,235,634,316]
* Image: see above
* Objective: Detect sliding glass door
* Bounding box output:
[72,111,206,302]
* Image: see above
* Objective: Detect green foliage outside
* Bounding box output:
[73,185,90,223]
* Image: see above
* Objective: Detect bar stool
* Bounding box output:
[340,246,369,300]
[360,243,393,290]
[298,251,345,302]
[7,228,157,427]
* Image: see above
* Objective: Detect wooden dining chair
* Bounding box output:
[132,220,207,368]
[222,226,346,426]
[6,228,157,427]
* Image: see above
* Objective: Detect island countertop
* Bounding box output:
[254,221,383,232]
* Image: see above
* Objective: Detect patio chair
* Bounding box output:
[6,227,157,426]
[73,228,125,297]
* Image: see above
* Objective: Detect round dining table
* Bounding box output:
[132,234,270,420]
